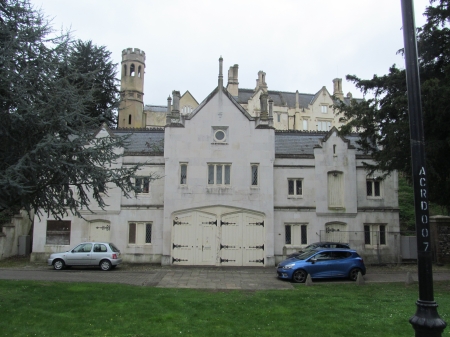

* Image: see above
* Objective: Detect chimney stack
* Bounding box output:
[226,64,239,96]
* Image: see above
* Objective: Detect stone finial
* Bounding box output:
[218,56,223,89]
[166,96,172,125]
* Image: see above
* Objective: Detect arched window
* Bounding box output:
[130,64,135,76]
[138,66,142,78]
[128,114,132,125]
[123,64,127,77]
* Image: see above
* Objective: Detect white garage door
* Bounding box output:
[172,209,265,266]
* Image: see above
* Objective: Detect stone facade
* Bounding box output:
[30,50,400,266]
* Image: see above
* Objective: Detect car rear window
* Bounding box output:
[109,243,120,252]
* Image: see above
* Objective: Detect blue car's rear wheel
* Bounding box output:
[349,268,361,281]
[292,269,307,283]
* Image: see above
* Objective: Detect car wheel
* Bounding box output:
[292,269,308,283]
[53,259,65,270]
[349,268,361,281]
[100,260,112,271]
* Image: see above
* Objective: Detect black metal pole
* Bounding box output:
[400,0,447,336]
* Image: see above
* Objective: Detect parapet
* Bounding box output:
[122,48,146,62]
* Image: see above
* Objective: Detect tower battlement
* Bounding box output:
[122,48,146,63]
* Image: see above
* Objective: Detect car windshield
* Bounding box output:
[293,250,317,260]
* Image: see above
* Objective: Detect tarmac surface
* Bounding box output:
[1,264,450,290]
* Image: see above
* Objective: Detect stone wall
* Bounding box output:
[0,210,33,259]
[430,216,450,264]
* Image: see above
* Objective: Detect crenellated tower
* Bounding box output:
[118,48,146,128]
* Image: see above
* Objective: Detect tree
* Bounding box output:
[0,0,147,220]
[65,40,120,127]
[335,0,450,214]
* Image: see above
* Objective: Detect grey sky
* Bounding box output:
[34,0,430,105]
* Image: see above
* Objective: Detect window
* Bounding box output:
[317,120,331,131]
[130,63,135,76]
[212,127,228,143]
[251,164,259,186]
[328,171,343,208]
[288,179,302,196]
[135,177,150,193]
[46,220,71,245]
[180,164,187,185]
[364,224,387,246]
[321,105,328,113]
[285,224,307,245]
[302,120,308,131]
[123,65,127,77]
[208,164,231,185]
[277,113,281,123]
[129,222,152,245]
[138,66,142,78]
[128,114,132,125]
[182,106,193,115]
[367,179,381,197]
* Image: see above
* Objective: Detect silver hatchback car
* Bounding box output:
[47,242,122,271]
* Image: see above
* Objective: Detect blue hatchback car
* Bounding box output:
[277,248,366,283]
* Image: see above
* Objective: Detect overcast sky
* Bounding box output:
[33,0,431,105]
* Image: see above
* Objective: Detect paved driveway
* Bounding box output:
[1,265,450,290]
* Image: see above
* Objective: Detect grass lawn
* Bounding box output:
[0,280,449,337]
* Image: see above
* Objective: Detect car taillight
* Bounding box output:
[112,254,117,259]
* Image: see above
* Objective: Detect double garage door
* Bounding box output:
[172,210,265,266]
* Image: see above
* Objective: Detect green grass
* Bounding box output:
[0,280,449,337]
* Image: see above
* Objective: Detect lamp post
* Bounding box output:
[400,0,447,336]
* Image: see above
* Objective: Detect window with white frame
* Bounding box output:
[302,119,308,131]
[135,177,150,193]
[128,222,152,245]
[251,164,259,186]
[288,179,303,196]
[364,224,387,246]
[277,113,281,123]
[208,163,231,185]
[366,178,382,197]
[180,163,187,185]
[317,120,331,131]
[285,224,307,245]
[328,171,343,208]
[321,105,328,113]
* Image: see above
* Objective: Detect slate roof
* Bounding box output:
[144,105,167,112]
[113,129,165,155]
[274,131,366,157]
[111,128,366,157]
[236,88,362,108]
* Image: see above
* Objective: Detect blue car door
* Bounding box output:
[306,252,334,278]
[331,251,352,277]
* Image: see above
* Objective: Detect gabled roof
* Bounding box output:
[186,86,254,121]
[180,90,199,105]
[236,88,321,109]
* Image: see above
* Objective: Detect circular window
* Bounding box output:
[214,130,226,142]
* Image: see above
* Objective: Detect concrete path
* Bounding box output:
[1,266,449,289]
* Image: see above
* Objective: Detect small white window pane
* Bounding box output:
[208,165,214,184]
[225,165,231,184]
